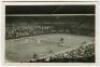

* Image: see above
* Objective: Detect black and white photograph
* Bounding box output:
[5,2,95,63]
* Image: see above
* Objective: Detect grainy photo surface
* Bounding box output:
[5,5,95,63]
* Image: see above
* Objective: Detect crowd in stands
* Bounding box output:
[29,41,95,62]
[6,16,94,40]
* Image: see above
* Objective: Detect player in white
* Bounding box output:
[59,38,64,46]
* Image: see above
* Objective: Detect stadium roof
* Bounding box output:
[6,5,95,14]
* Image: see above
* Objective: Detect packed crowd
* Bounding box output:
[29,41,95,62]
[6,16,94,40]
